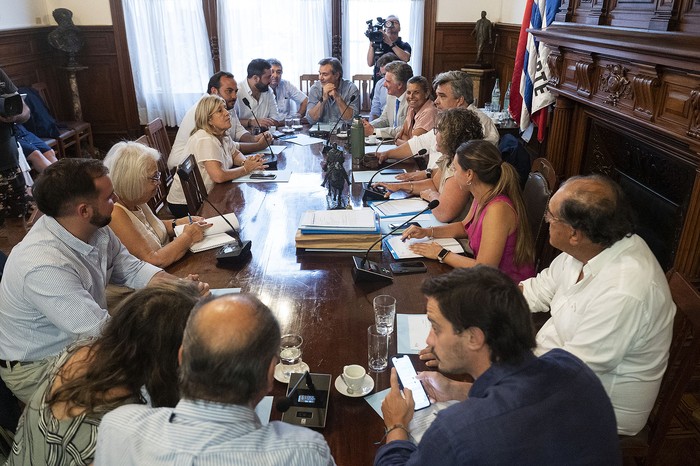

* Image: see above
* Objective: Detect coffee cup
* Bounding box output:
[367,135,378,145]
[343,364,366,392]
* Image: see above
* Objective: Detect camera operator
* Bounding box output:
[366,15,411,90]
[0,68,30,229]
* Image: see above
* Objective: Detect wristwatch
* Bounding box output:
[171,219,178,231]
[425,168,432,179]
[437,248,450,263]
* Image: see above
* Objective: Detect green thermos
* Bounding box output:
[350,116,365,163]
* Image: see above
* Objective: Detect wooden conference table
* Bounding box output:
[166,131,453,464]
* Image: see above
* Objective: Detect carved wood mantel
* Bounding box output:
[531,23,700,279]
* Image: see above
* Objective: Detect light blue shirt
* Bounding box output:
[306,79,360,124]
[272,79,307,119]
[95,398,336,465]
[370,77,387,118]
[0,215,161,361]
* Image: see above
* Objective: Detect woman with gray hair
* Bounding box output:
[166,95,266,217]
[103,141,211,267]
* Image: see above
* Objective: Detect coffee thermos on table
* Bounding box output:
[350,116,365,164]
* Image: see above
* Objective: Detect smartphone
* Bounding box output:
[381,168,405,175]
[390,261,427,275]
[391,355,431,411]
[250,173,277,179]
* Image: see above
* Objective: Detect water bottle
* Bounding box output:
[491,78,501,113]
[350,116,365,163]
[503,81,511,115]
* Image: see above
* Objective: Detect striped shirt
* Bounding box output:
[0,215,160,361]
[95,399,336,465]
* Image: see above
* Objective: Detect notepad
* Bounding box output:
[174,213,241,253]
[385,236,463,260]
[368,198,430,218]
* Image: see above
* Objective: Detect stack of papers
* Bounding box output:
[296,209,381,252]
[385,236,464,260]
[368,198,431,218]
[174,213,240,253]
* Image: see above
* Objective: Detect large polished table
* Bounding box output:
[166,133,452,465]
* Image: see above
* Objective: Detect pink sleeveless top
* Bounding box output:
[464,195,535,282]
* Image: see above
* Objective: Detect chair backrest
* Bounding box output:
[299,74,318,96]
[134,134,150,146]
[30,82,58,118]
[136,135,167,214]
[352,74,374,113]
[643,270,700,462]
[522,157,557,271]
[144,118,174,183]
[177,154,206,215]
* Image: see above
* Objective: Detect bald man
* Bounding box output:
[95,294,335,465]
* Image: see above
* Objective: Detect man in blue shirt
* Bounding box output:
[306,57,359,125]
[95,293,335,465]
[375,266,620,466]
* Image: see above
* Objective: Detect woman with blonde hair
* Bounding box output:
[166,95,266,217]
[402,139,535,282]
[103,141,211,268]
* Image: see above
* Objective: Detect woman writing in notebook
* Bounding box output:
[401,139,535,282]
[372,107,483,222]
[103,141,211,268]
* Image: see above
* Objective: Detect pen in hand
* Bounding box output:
[188,214,193,224]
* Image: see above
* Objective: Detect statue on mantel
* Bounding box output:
[48,8,84,68]
[472,11,493,65]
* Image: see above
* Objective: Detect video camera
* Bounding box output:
[365,17,395,54]
[0,83,22,119]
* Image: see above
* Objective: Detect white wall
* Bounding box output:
[0,0,111,30]
[436,0,526,25]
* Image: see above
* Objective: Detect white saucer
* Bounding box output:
[336,132,348,139]
[274,362,310,383]
[281,127,295,133]
[335,374,374,397]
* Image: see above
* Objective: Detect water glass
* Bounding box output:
[368,325,389,372]
[292,117,302,129]
[484,102,492,112]
[373,294,396,335]
[285,117,293,129]
[279,334,303,378]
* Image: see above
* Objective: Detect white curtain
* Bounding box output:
[218,0,332,86]
[342,0,424,79]
[122,0,213,126]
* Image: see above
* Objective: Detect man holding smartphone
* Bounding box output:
[375,266,620,465]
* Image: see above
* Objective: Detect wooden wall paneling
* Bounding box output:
[202,0,219,71]
[0,27,57,90]
[421,0,438,79]
[432,23,472,76]
[570,0,610,25]
[607,0,663,29]
[678,0,700,32]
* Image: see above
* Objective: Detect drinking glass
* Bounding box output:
[368,325,389,372]
[279,334,303,378]
[285,117,293,129]
[373,294,396,335]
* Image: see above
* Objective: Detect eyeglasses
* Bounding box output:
[148,171,161,183]
[544,206,565,224]
[433,127,440,134]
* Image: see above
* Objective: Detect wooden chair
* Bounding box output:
[619,270,700,465]
[299,74,318,95]
[176,154,206,215]
[31,82,94,157]
[144,118,174,213]
[522,157,557,271]
[352,74,374,113]
[133,134,167,214]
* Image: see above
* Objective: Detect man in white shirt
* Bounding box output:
[362,60,412,140]
[169,71,272,170]
[268,58,308,120]
[95,293,335,465]
[376,70,498,168]
[234,59,282,129]
[520,175,675,435]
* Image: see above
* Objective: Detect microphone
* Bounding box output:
[276,370,312,412]
[362,148,428,202]
[241,97,277,169]
[352,199,440,282]
[176,164,252,263]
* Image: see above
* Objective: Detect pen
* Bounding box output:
[188,214,193,224]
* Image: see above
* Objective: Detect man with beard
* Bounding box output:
[0,159,208,403]
[306,57,360,125]
[234,58,282,129]
[169,71,273,170]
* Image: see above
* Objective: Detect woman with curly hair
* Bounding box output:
[373,107,484,221]
[402,139,535,282]
[8,282,200,466]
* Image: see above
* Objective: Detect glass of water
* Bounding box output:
[368,325,389,372]
[279,334,303,378]
[373,294,396,335]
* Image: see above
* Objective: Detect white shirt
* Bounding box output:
[521,234,675,435]
[370,92,408,139]
[407,105,500,169]
[272,79,307,119]
[234,79,281,123]
[169,95,247,170]
[166,130,237,206]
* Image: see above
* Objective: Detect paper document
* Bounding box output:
[174,213,240,253]
[258,145,286,155]
[255,396,273,425]
[385,236,463,260]
[397,314,431,354]
[365,144,397,153]
[299,208,377,231]
[352,170,406,183]
[210,288,242,297]
[232,171,292,183]
[369,198,430,218]
[288,134,326,146]
[379,213,446,235]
